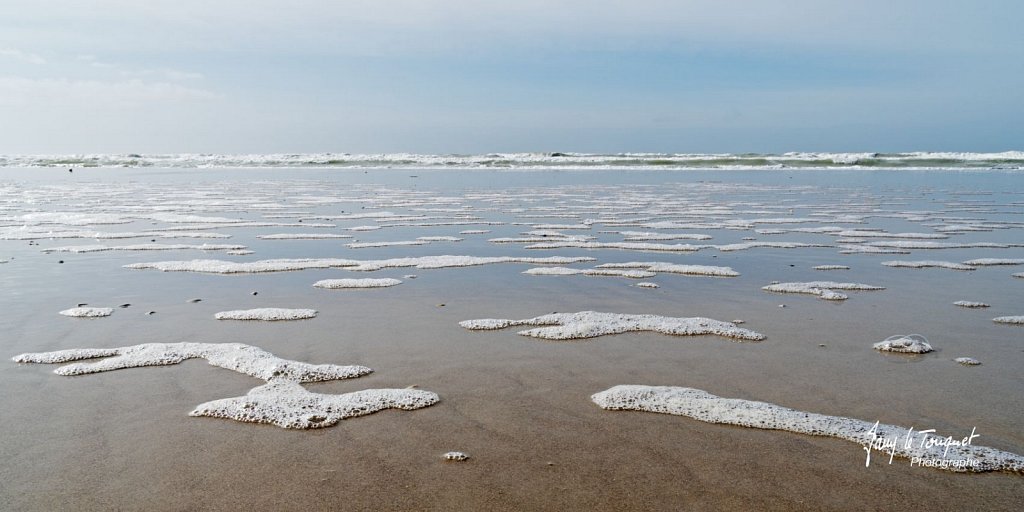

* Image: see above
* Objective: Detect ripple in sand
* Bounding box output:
[762,281,885,301]
[590,385,1023,473]
[313,278,402,289]
[59,307,113,317]
[873,334,934,354]
[993,316,1024,325]
[13,343,438,429]
[954,301,990,308]
[214,308,318,321]
[459,311,764,341]
[881,260,976,271]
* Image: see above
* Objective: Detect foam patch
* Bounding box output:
[953,301,990,308]
[873,334,934,354]
[189,380,439,429]
[955,357,981,366]
[993,316,1024,325]
[881,260,976,271]
[125,258,359,274]
[962,258,1024,266]
[59,307,114,317]
[12,343,437,429]
[43,243,247,253]
[522,267,655,278]
[762,281,885,301]
[214,308,318,321]
[459,311,764,341]
[595,262,739,277]
[13,342,371,381]
[257,233,352,239]
[313,278,402,289]
[591,385,1023,473]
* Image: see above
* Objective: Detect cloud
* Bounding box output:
[0,77,219,107]
[0,48,45,65]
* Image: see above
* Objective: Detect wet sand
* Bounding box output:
[1,168,1023,510]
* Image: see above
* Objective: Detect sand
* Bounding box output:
[2,167,1023,511]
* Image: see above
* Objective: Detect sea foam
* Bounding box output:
[189,380,439,429]
[313,278,403,289]
[59,307,114,317]
[459,311,764,341]
[762,281,885,301]
[214,308,318,321]
[591,385,1023,473]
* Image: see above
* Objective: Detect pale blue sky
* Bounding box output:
[1,1,1021,154]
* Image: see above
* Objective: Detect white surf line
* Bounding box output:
[813,265,850,270]
[590,385,1024,473]
[12,343,439,429]
[594,262,739,277]
[762,281,885,301]
[881,260,976,271]
[42,243,247,253]
[214,308,318,321]
[459,311,764,341]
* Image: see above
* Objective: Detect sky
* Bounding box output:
[1,1,1022,154]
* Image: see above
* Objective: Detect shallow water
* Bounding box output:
[1,167,1022,510]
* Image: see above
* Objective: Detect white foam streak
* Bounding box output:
[591,385,1024,473]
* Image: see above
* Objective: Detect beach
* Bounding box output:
[1,164,1023,510]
